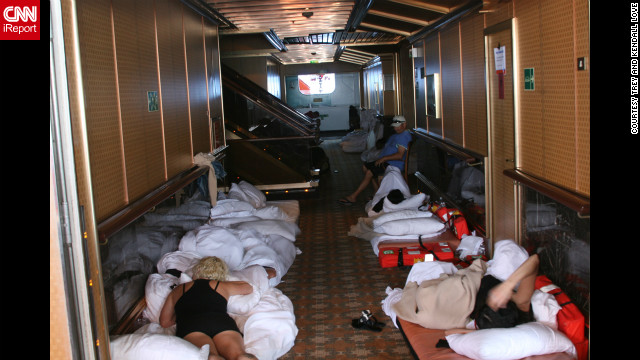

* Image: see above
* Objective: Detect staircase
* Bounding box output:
[221,64,322,194]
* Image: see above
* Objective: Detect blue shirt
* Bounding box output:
[379,130,411,169]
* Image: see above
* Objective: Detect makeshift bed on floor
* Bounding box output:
[109,181,300,360]
[381,240,586,360]
[348,166,467,266]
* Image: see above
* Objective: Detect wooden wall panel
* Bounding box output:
[514,0,589,196]
[514,0,544,176]
[74,0,220,221]
[75,0,127,221]
[485,2,513,28]
[538,0,576,192]
[156,0,194,179]
[440,24,463,144]
[460,14,487,156]
[184,10,211,155]
[112,0,166,202]
[424,34,441,136]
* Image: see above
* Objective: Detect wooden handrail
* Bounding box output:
[410,129,484,164]
[226,135,316,143]
[503,168,590,216]
[97,165,209,244]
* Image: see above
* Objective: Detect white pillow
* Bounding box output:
[253,206,290,221]
[238,181,267,208]
[210,199,255,218]
[110,333,209,360]
[373,217,444,236]
[234,219,300,242]
[446,322,577,360]
[372,209,433,228]
[486,239,530,282]
[227,183,253,204]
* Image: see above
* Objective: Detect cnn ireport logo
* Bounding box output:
[1,2,40,40]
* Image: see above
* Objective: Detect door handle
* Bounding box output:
[505,159,514,163]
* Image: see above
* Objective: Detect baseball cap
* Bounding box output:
[391,115,406,127]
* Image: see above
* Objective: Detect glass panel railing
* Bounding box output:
[222,64,319,140]
[225,138,314,187]
[408,129,486,236]
[221,64,320,189]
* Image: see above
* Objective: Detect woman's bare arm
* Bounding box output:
[487,254,539,311]
[159,285,181,328]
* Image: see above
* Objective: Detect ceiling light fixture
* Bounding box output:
[302,11,313,18]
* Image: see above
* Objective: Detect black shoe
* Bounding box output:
[351,310,385,332]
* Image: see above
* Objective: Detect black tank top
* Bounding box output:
[175,279,228,319]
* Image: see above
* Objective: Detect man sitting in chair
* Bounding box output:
[339,115,411,205]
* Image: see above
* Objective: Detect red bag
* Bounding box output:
[378,240,455,268]
[379,246,435,268]
[418,239,454,261]
[535,275,589,360]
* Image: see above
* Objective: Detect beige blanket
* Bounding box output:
[392,259,487,329]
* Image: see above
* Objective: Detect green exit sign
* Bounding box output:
[310,60,318,64]
[524,68,534,91]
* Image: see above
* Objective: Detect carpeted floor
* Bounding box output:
[276,139,413,359]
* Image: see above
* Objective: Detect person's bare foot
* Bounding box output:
[338,195,357,205]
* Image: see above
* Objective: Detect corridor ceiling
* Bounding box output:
[202,0,486,65]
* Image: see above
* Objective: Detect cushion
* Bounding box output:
[373,217,444,236]
[110,332,209,360]
[446,322,577,360]
[372,209,433,228]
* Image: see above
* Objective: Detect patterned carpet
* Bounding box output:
[276,139,413,360]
